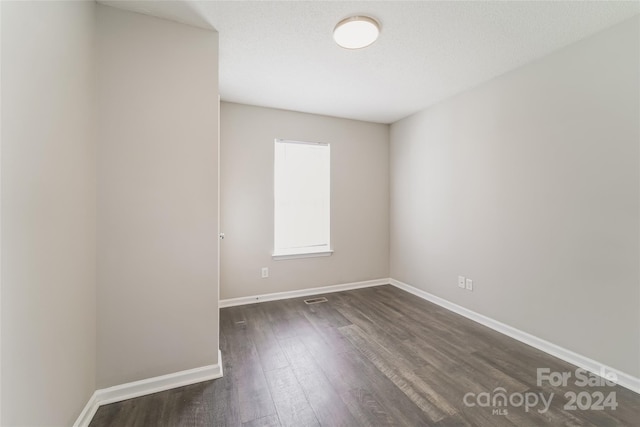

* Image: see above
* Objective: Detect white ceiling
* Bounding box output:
[100,1,640,124]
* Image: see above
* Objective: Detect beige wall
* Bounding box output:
[96,5,219,388]
[1,1,97,425]
[220,102,389,300]
[390,16,640,377]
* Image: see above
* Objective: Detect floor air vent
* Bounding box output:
[304,297,328,305]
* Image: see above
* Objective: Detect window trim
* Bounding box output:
[273,138,331,260]
[272,247,333,261]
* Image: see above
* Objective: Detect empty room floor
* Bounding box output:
[89,285,640,426]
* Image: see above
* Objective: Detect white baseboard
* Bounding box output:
[74,349,223,427]
[219,278,389,308]
[75,277,638,427]
[73,391,100,427]
[389,278,640,394]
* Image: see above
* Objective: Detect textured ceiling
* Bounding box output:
[100,1,640,124]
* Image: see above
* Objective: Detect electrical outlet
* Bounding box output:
[465,278,473,291]
[458,276,466,288]
[261,267,269,278]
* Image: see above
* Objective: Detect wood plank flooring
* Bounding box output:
[89,285,640,426]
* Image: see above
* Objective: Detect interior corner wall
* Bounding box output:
[1,1,97,425]
[220,102,389,300]
[96,5,219,388]
[390,16,640,377]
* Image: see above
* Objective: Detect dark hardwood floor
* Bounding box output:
[90,285,640,426]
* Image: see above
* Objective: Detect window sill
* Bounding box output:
[272,249,333,261]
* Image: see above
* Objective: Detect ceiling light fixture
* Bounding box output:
[333,16,380,50]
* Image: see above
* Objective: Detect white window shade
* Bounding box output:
[274,139,331,258]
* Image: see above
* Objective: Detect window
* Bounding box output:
[273,139,331,259]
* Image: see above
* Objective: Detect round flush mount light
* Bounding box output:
[333,16,380,49]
